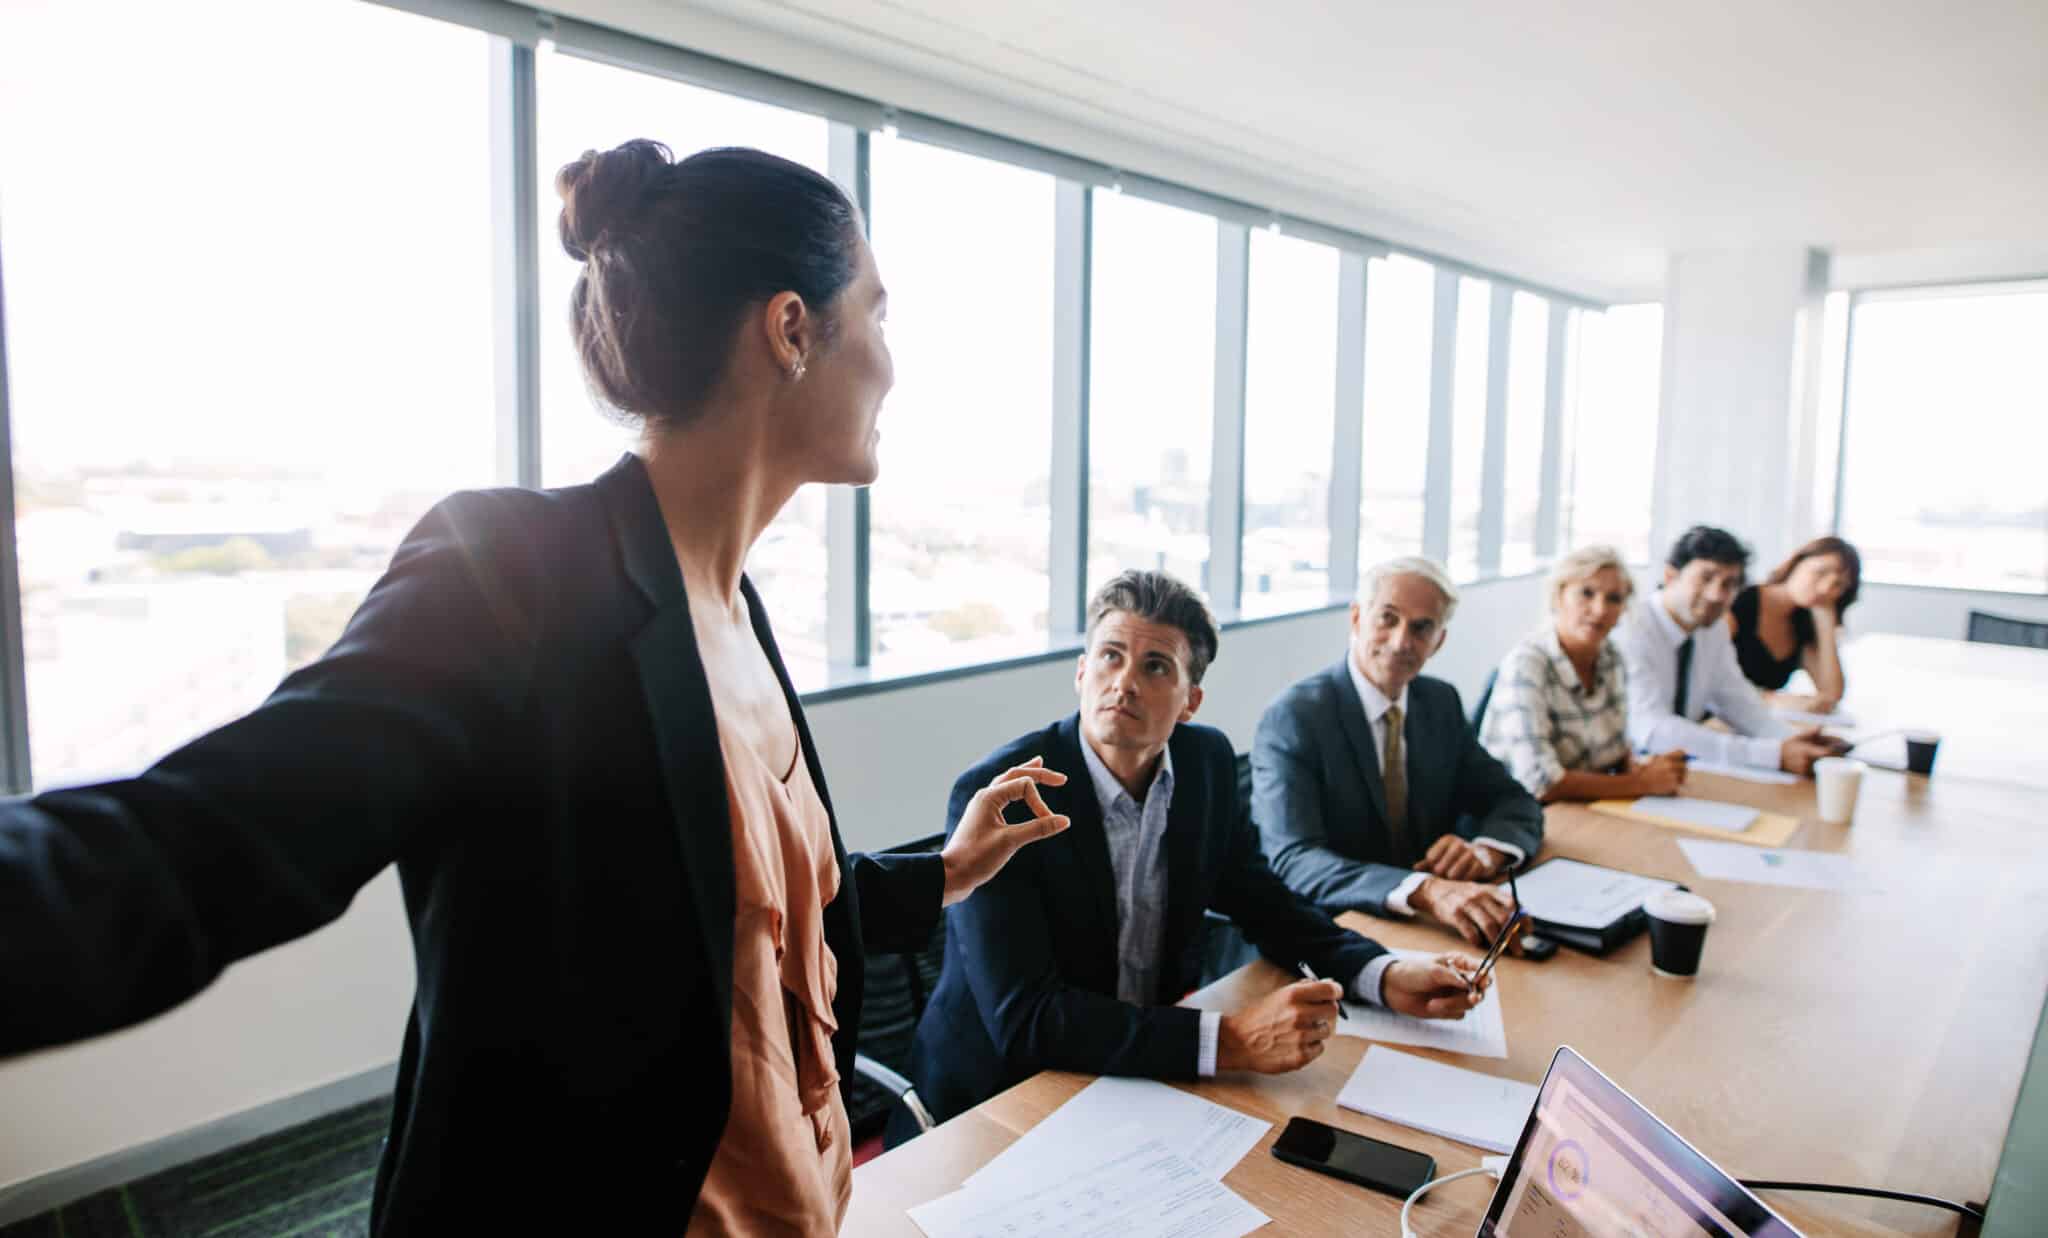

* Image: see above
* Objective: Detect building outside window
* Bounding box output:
[865,135,1056,674]
[1087,191,1217,600]
[1241,229,1340,617]
[1,0,496,788]
[1358,254,1434,574]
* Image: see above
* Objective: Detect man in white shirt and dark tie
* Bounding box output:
[1613,526,1848,775]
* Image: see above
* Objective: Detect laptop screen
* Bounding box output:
[1479,1047,1801,1238]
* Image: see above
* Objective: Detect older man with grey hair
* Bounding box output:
[1251,557,1543,948]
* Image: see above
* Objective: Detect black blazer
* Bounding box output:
[0,454,943,1234]
[1251,663,1543,915]
[903,714,1385,1132]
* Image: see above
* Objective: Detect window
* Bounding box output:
[1501,292,1551,575]
[1358,255,1433,573]
[0,0,496,789]
[1087,191,1216,599]
[1836,284,2048,592]
[1447,276,1494,580]
[1241,230,1340,617]
[535,54,832,685]
[1568,303,1663,564]
[865,135,1055,673]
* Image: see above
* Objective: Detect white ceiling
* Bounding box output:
[585,0,2048,301]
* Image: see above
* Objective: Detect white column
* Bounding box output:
[1651,247,1830,564]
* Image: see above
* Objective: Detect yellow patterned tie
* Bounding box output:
[1383,705,1410,863]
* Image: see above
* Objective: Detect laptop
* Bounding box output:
[1478,1047,1801,1237]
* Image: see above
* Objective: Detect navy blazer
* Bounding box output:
[0,455,943,1235]
[1251,663,1543,915]
[904,714,1386,1131]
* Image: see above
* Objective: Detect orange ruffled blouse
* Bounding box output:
[688,718,850,1236]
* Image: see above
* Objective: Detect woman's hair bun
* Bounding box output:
[555,138,673,262]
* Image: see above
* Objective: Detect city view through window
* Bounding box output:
[2,0,496,789]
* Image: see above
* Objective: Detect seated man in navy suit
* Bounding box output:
[900,570,1482,1135]
[1253,556,1544,949]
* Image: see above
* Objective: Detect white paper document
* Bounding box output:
[1676,839,1864,890]
[1774,707,1858,729]
[1633,796,1759,832]
[1337,1045,1539,1153]
[966,1076,1270,1197]
[1514,858,1678,931]
[1684,758,1799,786]
[1337,952,1507,1058]
[910,1138,1269,1238]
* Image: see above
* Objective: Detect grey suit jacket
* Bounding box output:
[1251,661,1543,915]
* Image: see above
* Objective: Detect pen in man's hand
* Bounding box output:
[1297,962,1358,1024]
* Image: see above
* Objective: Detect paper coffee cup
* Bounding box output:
[1814,756,1866,824]
[1645,889,1715,978]
[1904,731,1942,776]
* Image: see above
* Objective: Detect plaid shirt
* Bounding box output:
[1479,630,1632,797]
[1077,736,1175,1007]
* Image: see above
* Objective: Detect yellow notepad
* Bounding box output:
[1589,798,1803,848]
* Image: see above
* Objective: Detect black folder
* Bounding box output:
[1514,857,1681,955]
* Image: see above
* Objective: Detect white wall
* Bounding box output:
[0,870,415,1202]
[0,573,1545,1203]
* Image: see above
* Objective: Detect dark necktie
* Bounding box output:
[1674,635,1695,717]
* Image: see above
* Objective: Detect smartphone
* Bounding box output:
[1520,931,1559,961]
[1270,1116,1435,1199]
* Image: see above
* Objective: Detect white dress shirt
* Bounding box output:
[1344,658,1524,917]
[1612,590,1791,769]
[1078,733,1390,1079]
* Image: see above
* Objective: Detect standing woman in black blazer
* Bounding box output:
[0,142,1067,1235]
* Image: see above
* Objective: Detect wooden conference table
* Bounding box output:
[851,637,2048,1236]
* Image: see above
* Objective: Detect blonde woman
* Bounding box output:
[1480,546,1687,803]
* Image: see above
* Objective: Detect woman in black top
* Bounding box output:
[1726,536,1862,712]
[0,142,1070,1235]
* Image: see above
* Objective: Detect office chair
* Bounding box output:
[1967,609,2048,650]
[1469,667,1500,735]
[846,833,946,1140]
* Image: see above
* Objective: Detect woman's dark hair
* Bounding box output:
[555,140,863,426]
[1665,525,1751,574]
[1084,570,1221,685]
[1765,536,1862,619]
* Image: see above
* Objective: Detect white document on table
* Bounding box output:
[1774,707,1858,729]
[1514,858,1678,930]
[1676,839,1862,890]
[1337,952,1507,1058]
[909,1138,1270,1238]
[1336,1045,1539,1154]
[1684,758,1799,786]
[965,1076,1270,1197]
[1634,796,1759,832]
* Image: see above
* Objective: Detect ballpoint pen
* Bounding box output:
[1465,906,1528,996]
[1297,961,1359,1023]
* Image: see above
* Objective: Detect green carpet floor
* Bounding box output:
[2,1098,391,1238]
